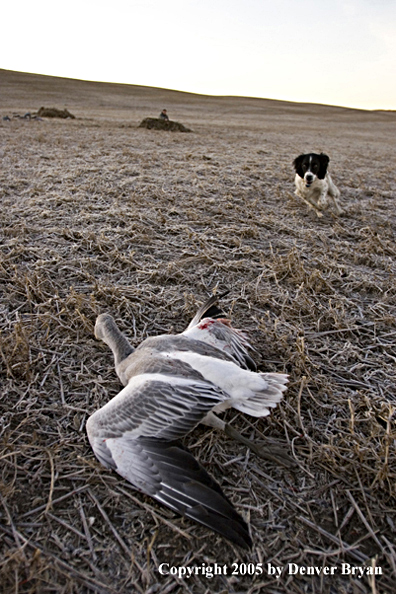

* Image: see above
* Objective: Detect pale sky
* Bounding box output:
[2,0,396,110]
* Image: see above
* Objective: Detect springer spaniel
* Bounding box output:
[293,152,343,217]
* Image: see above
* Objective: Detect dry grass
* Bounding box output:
[0,69,395,594]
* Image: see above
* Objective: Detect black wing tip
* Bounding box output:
[139,438,253,548]
[189,290,231,328]
[212,288,231,301]
[201,305,224,321]
[238,531,253,549]
[244,353,257,372]
[186,505,253,549]
[206,290,230,318]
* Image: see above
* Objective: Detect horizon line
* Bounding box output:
[1,67,395,114]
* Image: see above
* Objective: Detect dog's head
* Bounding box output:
[293,153,330,187]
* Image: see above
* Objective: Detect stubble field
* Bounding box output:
[0,69,395,594]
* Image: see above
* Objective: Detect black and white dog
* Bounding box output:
[293,152,343,216]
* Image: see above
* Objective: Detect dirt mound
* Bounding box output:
[37,106,75,119]
[138,117,192,132]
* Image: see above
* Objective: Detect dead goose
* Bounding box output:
[86,294,288,548]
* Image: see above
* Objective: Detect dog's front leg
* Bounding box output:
[317,191,328,210]
[297,193,323,217]
[331,196,343,215]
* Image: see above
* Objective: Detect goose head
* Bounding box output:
[95,313,134,367]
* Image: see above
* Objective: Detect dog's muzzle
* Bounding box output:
[305,175,314,188]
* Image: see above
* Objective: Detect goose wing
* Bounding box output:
[186,292,229,329]
[91,435,251,548]
[183,294,257,371]
[86,375,252,548]
[87,374,226,443]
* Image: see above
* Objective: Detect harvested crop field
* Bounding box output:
[1,69,395,594]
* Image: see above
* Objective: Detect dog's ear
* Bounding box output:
[318,153,330,179]
[293,155,304,178]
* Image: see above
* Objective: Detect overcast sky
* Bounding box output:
[2,0,395,110]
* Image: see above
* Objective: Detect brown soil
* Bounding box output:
[37,107,75,119]
[138,117,192,132]
[0,69,395,594]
